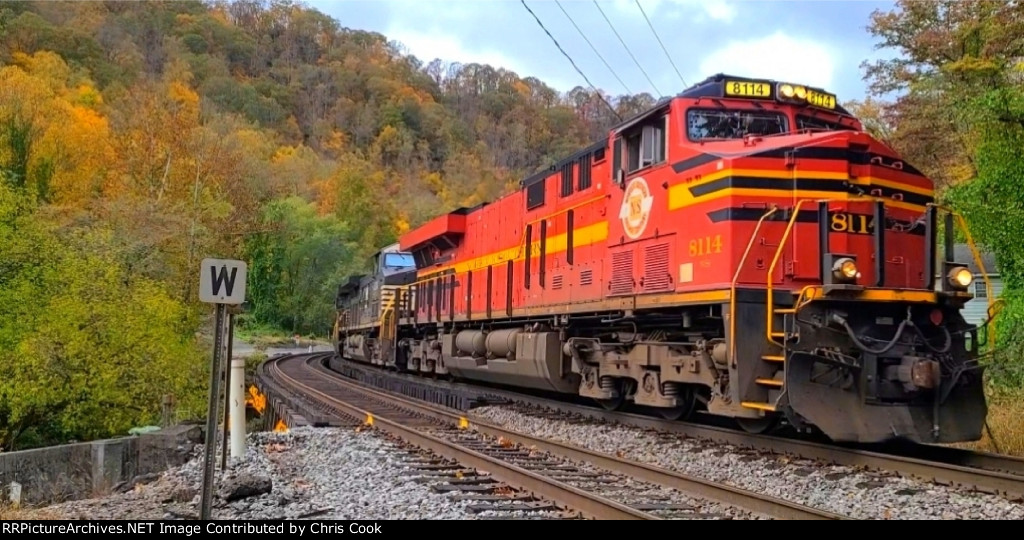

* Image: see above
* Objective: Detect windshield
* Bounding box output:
[796,115,855,132]
[687,109,788,140]
[384,252,416,268]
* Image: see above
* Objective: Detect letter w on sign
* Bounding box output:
[199,258,248,305]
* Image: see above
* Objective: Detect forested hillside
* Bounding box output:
[1,0,1022,452]
[0,0,654,449]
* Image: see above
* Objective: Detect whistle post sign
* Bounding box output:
[199,258,247,305]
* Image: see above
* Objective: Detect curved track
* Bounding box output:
[325,354,1024,501]
[257,353,843,520]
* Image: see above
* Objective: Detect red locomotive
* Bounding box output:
[335,73,993,444]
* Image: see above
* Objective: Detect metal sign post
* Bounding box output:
[198,258,247,521]
[220,310,233,472]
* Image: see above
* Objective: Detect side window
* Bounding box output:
[623,115,666,173]
[560,161,574,197]
[796,115,855,132]
[577,152,592,191]
[527,178,545,210]
[975,280,987,298]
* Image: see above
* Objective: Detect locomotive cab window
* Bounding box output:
[623,115,666,173]
[383,252,416,269]
[796,115,856,132]
[687,109,788,140]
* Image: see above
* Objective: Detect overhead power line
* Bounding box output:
[634,0,687,88]
[554,0,633,95]
[592,0,662,96]
[520,0,622,121]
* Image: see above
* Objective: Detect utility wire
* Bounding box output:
[520,0,622,121]
[592,0,662,96]
[555,0,633,95]
[634,0,687,88]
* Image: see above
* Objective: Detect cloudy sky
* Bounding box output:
[307,0,897,102]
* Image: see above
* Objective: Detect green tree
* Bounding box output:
[0,0,675,448]
[864,0,1024,384]
[245,196,357,334]
[0,183,205,449]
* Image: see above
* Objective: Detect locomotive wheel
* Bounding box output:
[593,376,629,411]
[736,415,779,435]
[595,395,625,411]
[658,406,689,421]
[658,386,699,421]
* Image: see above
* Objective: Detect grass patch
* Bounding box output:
[245,351,268,380]
[960,386,1024,457]
[0,503,62,519]
[234,315,331,350]
[234,317,291,344]
[249,335,294,350]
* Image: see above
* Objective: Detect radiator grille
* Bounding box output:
[580,269,593,286]
[552,274,564,290]
[643,243,671,292]
[610,251,634,295]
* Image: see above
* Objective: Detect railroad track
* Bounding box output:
[325,353,1024,501]
[257,353,842,520]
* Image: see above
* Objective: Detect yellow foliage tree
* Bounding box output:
[0,52,116,205]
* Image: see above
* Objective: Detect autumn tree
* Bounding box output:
[864,0,1024,383]
[0,0,679,447]
[0,182,206,450]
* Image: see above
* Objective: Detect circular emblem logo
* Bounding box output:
[619,177,653,239]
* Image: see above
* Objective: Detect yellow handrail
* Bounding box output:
[926,204,992,299]
[729,205,778,366]
[946,207,996,350]
[766,199,810,345]
[761,200,995,351]
[379,293,397,341]
[766,198,844,346]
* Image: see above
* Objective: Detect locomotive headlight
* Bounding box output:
[947,266,973,290]
[794,85,807,99]
[832,257,860,282]
[780,84,794,97]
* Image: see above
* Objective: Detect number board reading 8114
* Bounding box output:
[725,80,770,98]
[806,89,836,109]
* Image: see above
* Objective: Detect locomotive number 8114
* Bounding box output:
[333,73,994,445]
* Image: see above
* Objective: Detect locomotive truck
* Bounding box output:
[333,73,993,444]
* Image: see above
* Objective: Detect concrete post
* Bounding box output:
[229,357,246,458]
[9,481,21,507]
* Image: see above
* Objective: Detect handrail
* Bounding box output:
[766,198,844,346]
[923,203,995,349]
[379,294,397,341]
[948,207,996,350]
[763,200,995,351]
[729,205,779,367]
[986,298,1005,349]
[925,204,992,296]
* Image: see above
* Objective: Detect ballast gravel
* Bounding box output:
[469,405,1024,520]
[25,427,510,520]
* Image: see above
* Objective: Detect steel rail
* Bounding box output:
[326,354,1024,501]
[498,395,1024,500]
[302,356,843,520]
[264,354,658,520]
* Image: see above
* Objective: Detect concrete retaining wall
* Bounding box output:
[0,424,203,507]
